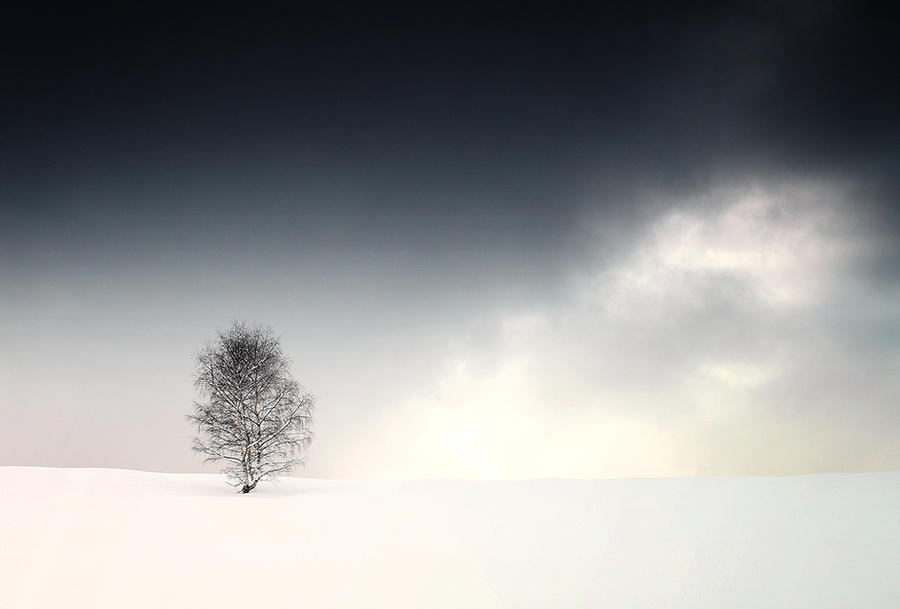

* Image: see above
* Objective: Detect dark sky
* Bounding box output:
[2,3,898,477]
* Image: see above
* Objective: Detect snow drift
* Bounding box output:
[2,467,898,608]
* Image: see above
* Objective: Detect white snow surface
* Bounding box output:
[2,467,898,608]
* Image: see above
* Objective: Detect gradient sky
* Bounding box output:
[2,3,898,478]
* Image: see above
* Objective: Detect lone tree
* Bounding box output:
[188,322,314,492]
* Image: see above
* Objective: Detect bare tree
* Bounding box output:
[188,322,314,492]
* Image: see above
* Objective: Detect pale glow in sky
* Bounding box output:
[318,178,899,478]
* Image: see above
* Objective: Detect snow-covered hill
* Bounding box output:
[2,467,898,608]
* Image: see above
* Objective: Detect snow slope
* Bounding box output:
[2,467,898,608]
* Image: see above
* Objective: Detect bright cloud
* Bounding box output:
[332,178,899,478]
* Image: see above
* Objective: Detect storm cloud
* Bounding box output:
[1,3,897,476]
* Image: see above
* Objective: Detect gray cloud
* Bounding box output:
[1,3,897,476]
[319,176,899,477]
